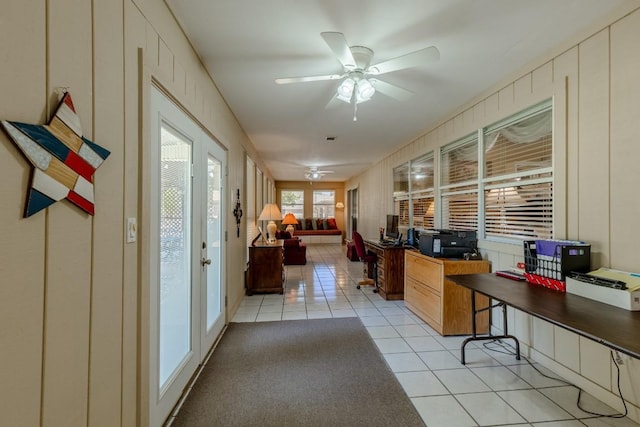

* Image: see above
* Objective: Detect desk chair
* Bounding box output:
[352,231,378,293]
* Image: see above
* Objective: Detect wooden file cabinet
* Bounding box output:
[404,251,490,335]
[246,241,284,295]
[364,240,406,300]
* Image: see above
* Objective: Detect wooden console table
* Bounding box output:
[447,273,640,363]
[246,241,284,295]
[363,240,407,300]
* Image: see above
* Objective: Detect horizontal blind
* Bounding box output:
[397,199,409,227]
[440,136,478,231]
[483,103,553,240]
[442,192,478,230]
[412,196,434,229]
[484,182,553,240]
[441,136,478,186]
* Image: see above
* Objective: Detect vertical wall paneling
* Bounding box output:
[553,326,580,372]
[0,1,46,425]
[553,48,579,239]
[577,29,611,268]
[122,4,147,425]
[89,0,125,425]
[513,74,533,107]
[532,62,554,95]
[610,10,640,272]
[579,338,612,389]
[43,0,94,424]
[531,317,554,357]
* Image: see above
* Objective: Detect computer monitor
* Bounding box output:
[385,214,399,239]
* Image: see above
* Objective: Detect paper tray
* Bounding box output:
[566,277,640,311]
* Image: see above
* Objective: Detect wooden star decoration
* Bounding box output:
[1,92,110,217]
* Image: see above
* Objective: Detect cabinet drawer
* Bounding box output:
[405,255,442,293]
[405,276,441,327]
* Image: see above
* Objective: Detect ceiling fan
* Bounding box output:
[305,166,334,181]
[276,32,440,120]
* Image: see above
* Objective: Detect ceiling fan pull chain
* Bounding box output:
[352,91,358,121]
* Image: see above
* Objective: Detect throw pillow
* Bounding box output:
[316,218,324,230]
[305,218,313,230]
[327,218,338,229]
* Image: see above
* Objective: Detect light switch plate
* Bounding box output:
[126,217,137,243]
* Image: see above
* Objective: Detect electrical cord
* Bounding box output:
[481,339,628,419]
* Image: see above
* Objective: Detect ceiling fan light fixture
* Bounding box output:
[357,79,375,100]
[337,78,355,99]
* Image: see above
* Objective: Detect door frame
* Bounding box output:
[145,83,227,427]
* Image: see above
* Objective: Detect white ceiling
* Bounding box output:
[166,0,628,182]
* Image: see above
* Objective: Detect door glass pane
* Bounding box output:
[206,154,222,329]
[159,124,192,388]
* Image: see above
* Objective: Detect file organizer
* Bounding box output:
[523,240,591,291]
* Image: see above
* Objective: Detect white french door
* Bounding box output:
[149,86,226,426]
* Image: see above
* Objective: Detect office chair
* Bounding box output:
[352,231,378,293]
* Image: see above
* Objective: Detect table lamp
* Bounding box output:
[281,213,298,236]
[258,203,282,243]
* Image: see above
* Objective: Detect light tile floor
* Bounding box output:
[232,245,639,427]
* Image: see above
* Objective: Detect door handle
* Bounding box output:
[201,257,212,266]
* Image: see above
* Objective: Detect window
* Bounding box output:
[313,190,335,218]
[393,154,434,229]
[280,190,304,218]
[483,101,553,240]
[389,100,553,242]
[410,153,435,229]
[440,135,479,230]
[393,164,409,197]
[394,198,409,227]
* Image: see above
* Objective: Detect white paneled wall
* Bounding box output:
[347,6,640,423]
[0,0,270,425]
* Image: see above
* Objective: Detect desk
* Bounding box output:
[447,274,640,364]
[405,252,490,335]
[363,240,408,300]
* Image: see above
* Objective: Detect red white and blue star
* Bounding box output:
[1,92,110,217]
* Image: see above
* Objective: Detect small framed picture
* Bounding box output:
[257,226,267,243]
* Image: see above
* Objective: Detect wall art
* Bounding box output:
[1,91,110,217]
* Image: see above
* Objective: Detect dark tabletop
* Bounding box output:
[447,273,640,359]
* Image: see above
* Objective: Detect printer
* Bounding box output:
[419,229,477,258]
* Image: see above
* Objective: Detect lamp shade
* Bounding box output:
[281,213,297,225]
[258,203,282,243]
[335,202,345,209]
[258,203,282,221]
[281,212,298,236]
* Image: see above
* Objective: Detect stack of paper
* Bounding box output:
[589,268,640,292]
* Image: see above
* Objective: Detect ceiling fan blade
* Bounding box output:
[321,32,357,69]
[276,74,344,84]
[370,79,414,101]
[325,94,342,109]
[368,46,440,75]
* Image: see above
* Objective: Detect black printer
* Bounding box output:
[419,229,477,258]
